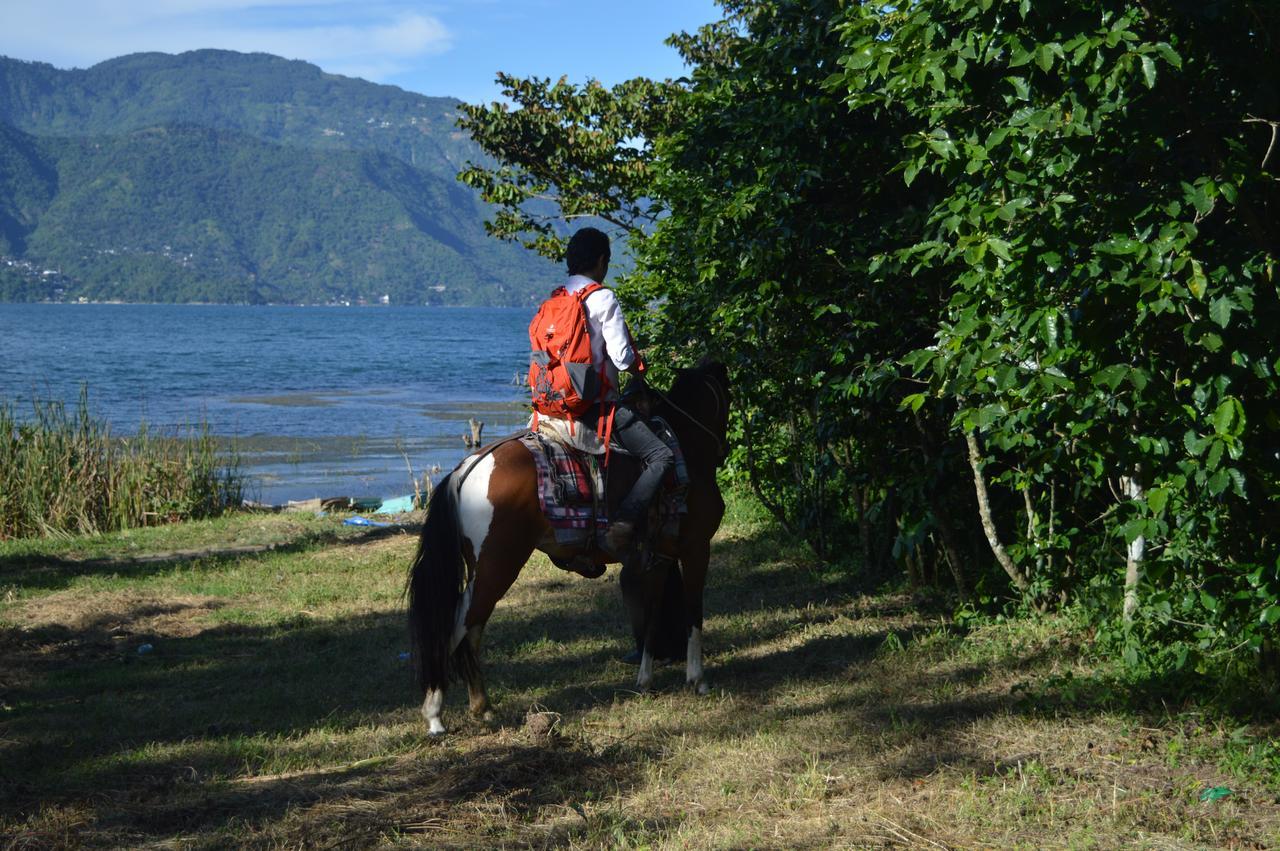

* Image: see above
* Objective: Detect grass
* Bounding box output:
[1,493,1278,848]
[0,391,243,539]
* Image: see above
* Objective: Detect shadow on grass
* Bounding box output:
[0,522,420,596]
[0,588,667,844]
[86,734,663,847]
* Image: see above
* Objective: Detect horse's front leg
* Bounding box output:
[622,552,671,693]
[681,540,712,696]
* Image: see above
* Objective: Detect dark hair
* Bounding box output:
[565,227,611,275]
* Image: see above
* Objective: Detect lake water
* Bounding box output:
[0,304,533,504]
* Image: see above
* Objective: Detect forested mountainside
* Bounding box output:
[0,51,556,305]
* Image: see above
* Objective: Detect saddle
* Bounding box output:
[520,415,688,560]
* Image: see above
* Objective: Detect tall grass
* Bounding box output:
[0,389,244,539]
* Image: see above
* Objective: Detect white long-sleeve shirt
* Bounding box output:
[565,274,637,394]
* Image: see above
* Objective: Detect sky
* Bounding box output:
[0,1,724,104]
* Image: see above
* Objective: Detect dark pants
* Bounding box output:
[595,403,674,523]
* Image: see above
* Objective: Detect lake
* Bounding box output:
[0,303,533,504]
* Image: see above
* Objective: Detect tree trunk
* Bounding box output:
[858,485,873,572]
[928,491,971,598]
[913,414,970,596]
[1120,470,1145,624]
[965,431,1031,595]
[876,489,899,574]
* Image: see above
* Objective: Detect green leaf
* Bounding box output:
[996,197,1032,221]
[1207,467,1230,494]
[1229,468,1247,497]
[975,403,1007,427]
[1188,258,1208,299]
[1154,42,1182,69]
[1035,44,1055,73]
[1119,517,1148,544]
[1039,311,1058,347]
[1140,55,1157,88]
[1008,40,1032,67]
[1096,237,1142,256]
[1212,397,1245,437]
[1147,487,1169,514]
[1206,439,1224,471]
[1092,364,1128,390]
[1209,295,1234,328]
[987,238,1013,261]
[1188,181,1213,214]
[901,393,927,413]
[1261,606,1280,626]
[845,48,876,70]
[904,159,921,186]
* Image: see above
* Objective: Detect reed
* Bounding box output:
[0,388,244,538]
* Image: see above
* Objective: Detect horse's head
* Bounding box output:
[661,360,731,470]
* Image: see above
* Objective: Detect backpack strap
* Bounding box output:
[599,402,617,468]
[575,281,614,456]
[575,281,605,302]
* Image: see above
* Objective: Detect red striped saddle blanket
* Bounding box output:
[517,418,687,547]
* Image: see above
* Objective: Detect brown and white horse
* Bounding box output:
[407,362,730,734]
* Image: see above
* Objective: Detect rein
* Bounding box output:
[649,375,728,460]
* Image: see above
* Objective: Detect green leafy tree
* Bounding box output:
[831,0,1279,662]
[456,73,687,260]
[457,0,1280,676]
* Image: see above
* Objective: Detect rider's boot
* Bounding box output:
[603,516,640,557]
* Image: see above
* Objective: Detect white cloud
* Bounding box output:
[0,2,452,81]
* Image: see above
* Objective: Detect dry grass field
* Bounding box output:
[2,496,1278,849]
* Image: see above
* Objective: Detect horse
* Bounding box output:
[406,361,730,734]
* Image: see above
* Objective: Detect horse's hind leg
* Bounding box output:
[422,689,446,735]
[457,624,491,718]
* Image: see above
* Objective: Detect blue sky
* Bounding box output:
[0,1,724,104]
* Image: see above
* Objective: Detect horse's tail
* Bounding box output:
[407,472,464,694]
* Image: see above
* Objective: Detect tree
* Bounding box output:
[830,0,1279,660]
[458,0,1280,673]
[456,74,686,260]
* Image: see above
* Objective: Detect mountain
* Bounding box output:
[0,51,556,305]
[0,122,56,256]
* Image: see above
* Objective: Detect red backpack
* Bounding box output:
[528,283,609,422]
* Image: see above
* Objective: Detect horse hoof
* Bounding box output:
[426,718,446,736]
[694,680,709,696]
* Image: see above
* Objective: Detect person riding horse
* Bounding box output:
[553,227,674,558]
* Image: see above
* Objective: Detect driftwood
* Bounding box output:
[463,419,484,450]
